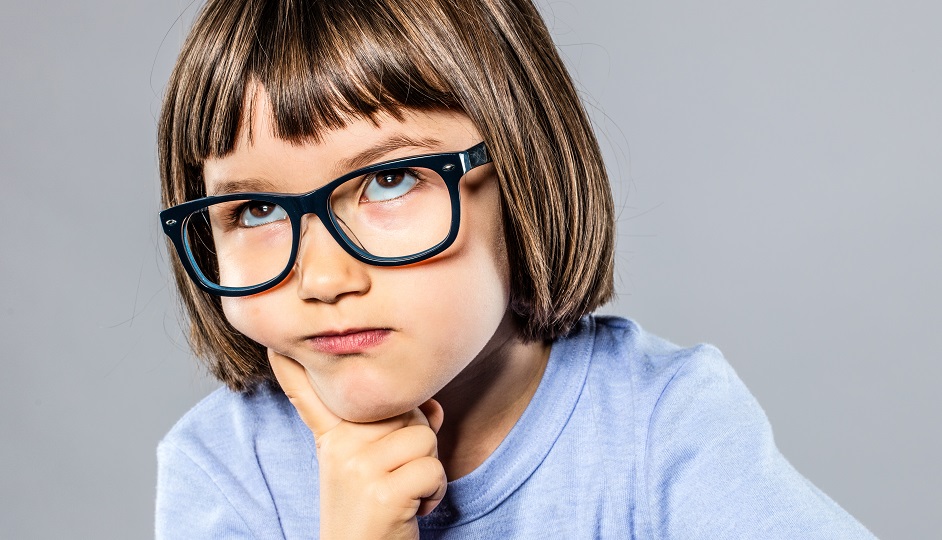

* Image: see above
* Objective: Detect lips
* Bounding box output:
[306,328,391,355]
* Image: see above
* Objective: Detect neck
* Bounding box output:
[433,316,551,480]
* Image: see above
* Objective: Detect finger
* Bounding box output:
[419,399,444,435]
[268,349,342,438]
[417,495,444,517]
[367,424,439,472]
[386,456,447,516]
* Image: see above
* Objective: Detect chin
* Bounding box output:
[316,363,435,422]
[333,399,416,423]
[327,384,422,423]
[315,362,434,424]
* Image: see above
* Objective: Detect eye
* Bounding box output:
[361,169,419,202]
[239,201,288,227]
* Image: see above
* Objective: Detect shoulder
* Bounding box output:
[580,315,732,411]
[562,316,745,461]
[161,383,275,446]
[583,315,724,367]
[156,384,316,538]
[579,316,766,455]
[158,383,309,468]
[581,317,877,538]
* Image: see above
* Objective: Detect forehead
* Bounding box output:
[202,88,481,195]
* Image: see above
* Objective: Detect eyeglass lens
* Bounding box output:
[182,166,452,289]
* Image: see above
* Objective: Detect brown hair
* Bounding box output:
[160,0,614,392]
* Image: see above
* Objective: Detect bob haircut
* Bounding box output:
[159,0,615,392]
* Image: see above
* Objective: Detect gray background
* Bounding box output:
[1,0,938,538]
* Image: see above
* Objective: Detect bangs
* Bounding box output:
[165,0,463,180]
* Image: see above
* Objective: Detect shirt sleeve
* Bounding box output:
[642,346,877,539]
[156,441,257,540]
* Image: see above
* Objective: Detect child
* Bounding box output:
[155,0,876,538]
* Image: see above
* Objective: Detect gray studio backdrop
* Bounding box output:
[1,1,938,538]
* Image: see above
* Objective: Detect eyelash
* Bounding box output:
[213,166,429,228]
[222,201,256,229]
[357,167,425,198]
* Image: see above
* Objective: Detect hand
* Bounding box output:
[268,350,447,540]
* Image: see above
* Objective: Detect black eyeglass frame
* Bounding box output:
[160,142,491,297]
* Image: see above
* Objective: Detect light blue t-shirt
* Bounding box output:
[156,316,876,538]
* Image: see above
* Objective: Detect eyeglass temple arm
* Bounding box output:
[465,141,491,171]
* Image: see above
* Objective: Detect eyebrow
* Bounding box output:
[207,134,445,197]
[208,178,280,197]
[335,134,444,173]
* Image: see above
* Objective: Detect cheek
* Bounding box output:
[424,255,508,339]
[220,296,278,349]
[413,196,511,358]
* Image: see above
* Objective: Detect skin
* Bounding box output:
[206,88,550,538]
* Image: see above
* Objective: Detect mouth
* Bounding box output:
[306,328,392,356]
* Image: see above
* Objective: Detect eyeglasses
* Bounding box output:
[160,142,490,297]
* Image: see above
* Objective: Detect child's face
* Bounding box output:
[206,91,513,422]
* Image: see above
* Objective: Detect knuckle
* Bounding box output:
[420,456,446,481]
[416,427,438,454]
[369,477,397,508]
[353,455,375,480]
[339,453,371,481]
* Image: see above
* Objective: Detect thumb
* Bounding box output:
[268,349,342,438]
[419,398,445,435]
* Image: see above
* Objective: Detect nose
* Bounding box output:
[293,214,371,303]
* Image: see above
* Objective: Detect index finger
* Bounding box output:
[268,349,342,438]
